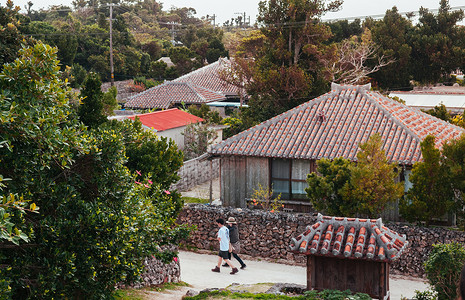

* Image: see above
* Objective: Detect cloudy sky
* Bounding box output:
[4,0,465,25]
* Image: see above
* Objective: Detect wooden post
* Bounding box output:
[307,255,315,290]
[307,255,312,290]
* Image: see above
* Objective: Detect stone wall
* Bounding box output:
[178,204,465,277]
[172,157,219,192]
[120,247,181,289]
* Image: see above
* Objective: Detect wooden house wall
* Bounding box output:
[220,156,268,207]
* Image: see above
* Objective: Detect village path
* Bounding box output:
[145,250,429,299]
[173,180,430,299]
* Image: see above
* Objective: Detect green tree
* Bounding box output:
[78,72,107,128]
[0,42,190,298]
[102,86,118,116]
[116,118,184,190]
[400,135,454,225]
[187,103,222,124]
[425,243,465,300]
[227,0,342,123]
[169,46,202,75]
[182,123,218,161]
[342,133,404,217]
[0,0,34,66]
[306,157,353,216]
[423,103,452,122]
[409,0,465,83]
[367,7,413,89]
[326,19,363,43]
[442,134,465,226]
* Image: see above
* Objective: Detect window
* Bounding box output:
[271,158,314,200]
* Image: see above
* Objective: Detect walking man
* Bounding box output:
[223,217,246,269]
[211,218,238,274]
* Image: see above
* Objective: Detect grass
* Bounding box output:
[112,281,190,300]
[182,196,210,204]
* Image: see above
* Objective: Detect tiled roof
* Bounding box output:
[127,108,204,131]
[209,83,465,165]
[289,214,408,262]
[124,82,226,109]
[172,58,240,96]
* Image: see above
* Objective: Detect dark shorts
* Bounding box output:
[218,250,229,259]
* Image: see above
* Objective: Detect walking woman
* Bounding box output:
[223,217,246,269]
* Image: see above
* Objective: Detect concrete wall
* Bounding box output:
[172,157,220,192]
[178,204,465,277]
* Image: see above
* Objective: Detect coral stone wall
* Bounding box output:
[178,204,465,277]
[121,250,181,289]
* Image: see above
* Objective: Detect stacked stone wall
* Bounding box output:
[178,204,465,277]
[120,247,180,289]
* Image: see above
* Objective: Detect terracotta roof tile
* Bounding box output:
[172,58,240,96]
[209,83,465,165]
[124,82,226,109]
[289,214,408,261]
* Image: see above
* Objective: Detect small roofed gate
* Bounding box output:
[289,214,408,300]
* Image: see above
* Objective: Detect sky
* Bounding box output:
[3,0,465,25]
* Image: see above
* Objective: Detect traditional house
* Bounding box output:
[127,108,204,149]
[289,213,408,299]
[208,83,465,213]
[124,58,242,110]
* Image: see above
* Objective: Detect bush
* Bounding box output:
[424,242,465,300]
[0,42,190,299]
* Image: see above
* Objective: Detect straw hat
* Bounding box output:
[226,217,237,224]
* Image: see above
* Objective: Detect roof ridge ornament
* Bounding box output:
[317,110,326,122]
[331,82,371,93]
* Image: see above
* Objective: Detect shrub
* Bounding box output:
[249,184,283,213]
[424,242,465,300]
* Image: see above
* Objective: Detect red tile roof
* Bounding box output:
[209,83,465,165]
[124,82,226,109]
[172,58,240,96]
[127,108,204,131]
[289,214,408,261]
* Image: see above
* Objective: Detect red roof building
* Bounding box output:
[127,108,204,132]
[207,83,465,213]
[290,213,407,299]
[126,109,204,150]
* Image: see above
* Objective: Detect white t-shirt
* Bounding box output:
[217,226,230,251]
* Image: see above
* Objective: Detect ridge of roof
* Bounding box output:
[173,59,223,82]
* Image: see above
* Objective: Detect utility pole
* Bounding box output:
[159,22,181,46]
[211,14,216,28]
[108,3,115,86]
[235,12,247,29]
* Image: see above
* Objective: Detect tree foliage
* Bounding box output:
[306,157,352,216]
[423,103,452,122]
[0,42,189,298]
[425,242,465,300]
[400,135,454,225]
[307,134,403,217]
[183,123,218,161]
[342,133,404,217]
[78,72,107,128]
